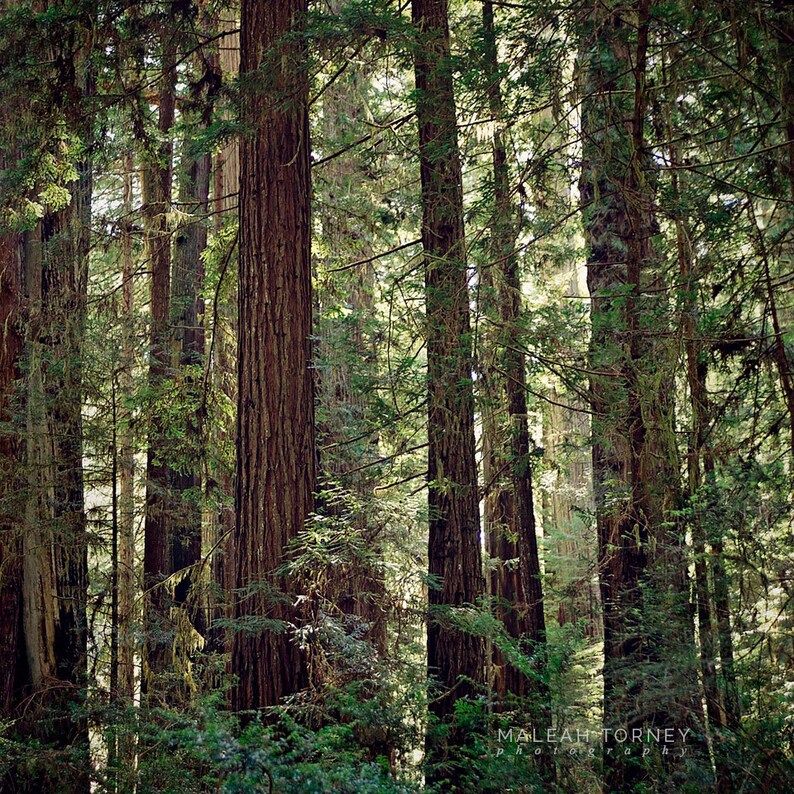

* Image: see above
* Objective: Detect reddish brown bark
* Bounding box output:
[481,0,549,705]
[231,0,314,712]
[0,225,25,720]
[205,13,238,661]
[579,1,702,789]
[413,0,485,782]
[0,0,25,719]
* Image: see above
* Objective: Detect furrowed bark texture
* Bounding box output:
[206,11,239,659]
[231,0,314,712]
[141,18,177,694]
[480,9,552,766]
[413,0,485,781]
[20,165,91,794]
[579,2,702,789]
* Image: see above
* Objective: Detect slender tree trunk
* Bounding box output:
[119,153,138,708]
[412,0,485,784]
[109,375,121,787]
[709,500,740,733]
[106,154,139,794]
[141,19,177,696]
[675,191,732,791]
[480,9,553,767]
[0,7,25,708]
[214,14,240,221]
[205,11,239,660]
[231,0,314,712]
[170,112,212,636]
[771,0,794,464]
[0,221,25,723]
[479,1,532,706]
[662,49,726,761]
[311,23,391,763]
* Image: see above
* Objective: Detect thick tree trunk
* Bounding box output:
[19,161,91,794]
[412,0,485,784]
[0,9,92,788]
[231,0,314,712]
[579,2,702,789]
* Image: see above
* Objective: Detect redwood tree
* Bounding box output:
[579,1,702,788]
[231,0,314,712]
[140,7,178,694]
[412,0,485,781]
[0,198,24,726]
[480,0,550,708]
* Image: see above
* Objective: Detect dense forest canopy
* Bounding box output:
[0,0,792,792]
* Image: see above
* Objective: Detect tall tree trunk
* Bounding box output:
[231,0,314,712]
[479,8,553,766]
[312,23,391,763]
[214,14,240,221]
[110,152,139,793]
[19,158,91,794]
[579,2,702,789]
[119,156,138,705]
[479,0,532,706]
[141,18,177,696]
[0,8,92,788]
[205,11,239,660]
[412,0,485,784]
[170,89,212,638]
[0,12,25,709]
[0,219,25,723]
[661,49,742,781]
